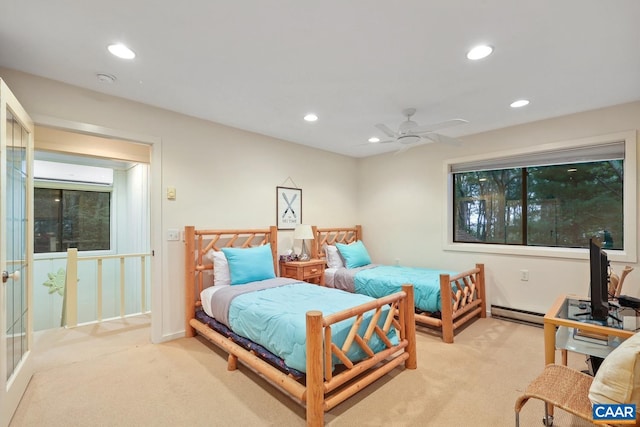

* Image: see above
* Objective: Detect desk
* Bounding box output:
[543,294,636,366]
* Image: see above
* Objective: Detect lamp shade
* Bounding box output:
[294,224,314,240]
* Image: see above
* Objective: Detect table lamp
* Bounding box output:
[294,224,314,261]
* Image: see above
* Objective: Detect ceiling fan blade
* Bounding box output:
[375,123,397,138]
[422,133,463,146]
[411,118,468,134]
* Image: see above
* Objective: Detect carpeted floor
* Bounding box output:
[10,315,595,426]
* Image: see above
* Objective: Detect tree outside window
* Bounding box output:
[453,160,623,249]
[34,188,111,253]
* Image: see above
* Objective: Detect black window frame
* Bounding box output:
[34,186,112,254]
[452,160,624,249]
[445,132,636,261]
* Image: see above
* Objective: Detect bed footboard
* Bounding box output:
[191,284,416,427]
[313,225,487,344]
[414,263,486,343]
[306,284,416,425]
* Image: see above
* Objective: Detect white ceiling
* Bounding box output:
[1,1,639,158]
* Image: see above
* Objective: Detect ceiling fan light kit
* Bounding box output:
[371,108,468,153]
[397,134,422,145]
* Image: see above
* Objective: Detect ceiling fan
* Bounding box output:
[373,108,468,152]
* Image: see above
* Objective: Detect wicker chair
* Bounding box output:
[514,364,613,427]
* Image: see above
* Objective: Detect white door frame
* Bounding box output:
[30,115,164,343]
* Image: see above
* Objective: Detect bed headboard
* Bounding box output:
[311,225,362,262]
[184,225,277,336]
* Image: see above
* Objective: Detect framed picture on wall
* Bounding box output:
[276,186,302,230]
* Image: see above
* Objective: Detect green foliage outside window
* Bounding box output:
[34,188,111,253]
[454,160,623,249]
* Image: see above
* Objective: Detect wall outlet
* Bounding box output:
[395,258,400,266]
[520,269,529,281]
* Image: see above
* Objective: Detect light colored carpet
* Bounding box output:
[10,315,596,426]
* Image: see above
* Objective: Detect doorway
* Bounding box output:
[31,118,163,344]
[32,128,152,330]
[0,81,163,427]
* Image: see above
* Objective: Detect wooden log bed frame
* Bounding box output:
[184,225,417,426]
[311,225,487,344]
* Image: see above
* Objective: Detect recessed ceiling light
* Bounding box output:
[510,99,530,108]
[108,43,136,59]
[304,113,318,122]
[466,45,493,60]
[368,137,380,143]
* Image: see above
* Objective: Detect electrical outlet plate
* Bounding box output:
[167,229,180,241]
[520,270,529,281]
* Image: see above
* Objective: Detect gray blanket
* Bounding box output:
[331,264,378,292]
[209,277,298,327]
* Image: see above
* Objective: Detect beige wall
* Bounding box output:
[358,101,640,314]
[0,68,359,341]
[3,66,639,334]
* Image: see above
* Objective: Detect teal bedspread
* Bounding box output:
[228,282,398,373]
[355,265,458,312]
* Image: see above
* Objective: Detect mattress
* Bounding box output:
[200,279,399,372]
[326,265,458,312]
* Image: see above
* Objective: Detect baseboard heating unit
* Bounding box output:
[490,305,544,327]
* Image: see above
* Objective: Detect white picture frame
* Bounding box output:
[276,186,302,230]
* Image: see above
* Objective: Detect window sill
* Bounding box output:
[444,241,636,263]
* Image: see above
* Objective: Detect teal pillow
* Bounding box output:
[221,244,276,285]
[336,241,372,269]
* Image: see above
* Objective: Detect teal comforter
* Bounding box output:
[354,265,457,312]
[227,281,398,373]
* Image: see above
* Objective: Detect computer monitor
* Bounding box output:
[589,238,609,321]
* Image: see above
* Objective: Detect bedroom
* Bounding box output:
[5,67,638,341]
[1,1,639,425]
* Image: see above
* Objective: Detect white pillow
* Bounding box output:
[324,245,345,269]
[200,285,228,318]
[205,250,231,287]
[589,332,640,412]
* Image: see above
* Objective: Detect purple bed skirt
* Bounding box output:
[195,309,304,379]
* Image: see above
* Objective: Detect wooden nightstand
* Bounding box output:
[279,259,325,286]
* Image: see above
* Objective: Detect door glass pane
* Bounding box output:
[5,110,28,380]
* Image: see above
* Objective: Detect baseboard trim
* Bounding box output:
[491,305,544,327]
[154,331,185,343]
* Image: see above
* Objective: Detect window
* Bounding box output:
[447,131,636,259]
[454,161,623,248]
[34,188,111,253]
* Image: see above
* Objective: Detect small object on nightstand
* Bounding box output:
[279,254,298,263]
[279,258,325,286]
[294,224,314,261]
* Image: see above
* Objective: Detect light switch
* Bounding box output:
[167,186,176,200]
[167,229,180,241]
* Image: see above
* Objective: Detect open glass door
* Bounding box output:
[0,79,34,427]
